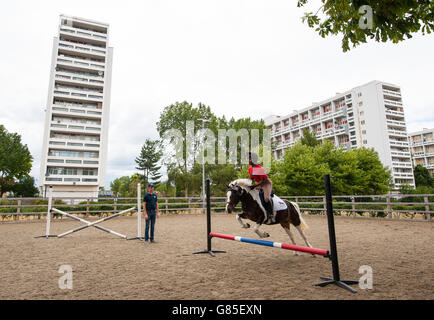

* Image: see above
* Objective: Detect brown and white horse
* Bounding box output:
[226,179,313,255]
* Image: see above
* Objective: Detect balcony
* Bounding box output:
[388,129,407,138]
[393,173,414,178]
[50,123,101,134]
[390,150,411,158]
[383,89,401,98]
[49,142,100,153]
[52,105,102,119]
[385,109,404,117]
[55,74,104,90]
[411,140,423,146]
[389,140,409,147]
[58,40,106,58]
[387,119,406,127]
[384,98,403,107]
[53,86,104,102]
[43,175,99,185]
[59,26,107,45]
[57,56,105,72]
[392,162,413,168]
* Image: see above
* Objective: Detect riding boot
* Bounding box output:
[264,201,274,224]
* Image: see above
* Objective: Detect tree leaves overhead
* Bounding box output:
[297,0,434,51]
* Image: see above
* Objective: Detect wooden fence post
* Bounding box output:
[16,198,22,221]
[351,197,355,218]
[387,195,391,219]
[323,196,327,215]
[86,198,90,218]
[165,199,168,213]
[114,193,118,215]
[424,196,431,221]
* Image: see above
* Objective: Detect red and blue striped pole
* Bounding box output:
[210,232,329,257]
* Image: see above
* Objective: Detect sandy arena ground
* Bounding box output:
[0,213,433,300]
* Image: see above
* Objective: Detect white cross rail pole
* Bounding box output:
[127,183,145,240]
[137,183,142,238]
[56,207,136,238]
[35,186,57,238]
[46,187,52,237]
[51,208,127,239]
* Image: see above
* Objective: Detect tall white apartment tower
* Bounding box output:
[264,80,415,188]
[39,15,113,199]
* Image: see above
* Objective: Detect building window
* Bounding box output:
[359,101,363,106]
[361,120,365,125]
[360,111,364,116]
[83,169,96,176]
[362,130,366,134]
[358,92,362,97]
[363,140,368,144]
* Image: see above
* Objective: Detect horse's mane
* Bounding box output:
[230,178,253,192]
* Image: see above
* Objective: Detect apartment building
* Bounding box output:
[408,128,434,176]
[264,80,415,188]
[39,15,113,199]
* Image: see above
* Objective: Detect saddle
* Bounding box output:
[258,190,287,212]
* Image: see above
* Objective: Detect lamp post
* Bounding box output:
[198,118,210,214]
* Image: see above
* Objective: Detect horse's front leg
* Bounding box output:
[236,213,250,229]
[253,223,270,238]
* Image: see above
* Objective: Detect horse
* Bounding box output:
[225,178,313,255]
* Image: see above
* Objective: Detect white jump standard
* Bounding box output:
[53,207,136,239]
[35,185,140,239]
[195,175,359,293]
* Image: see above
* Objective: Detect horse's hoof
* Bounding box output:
[263,232,270,238]
[245,223,250,228]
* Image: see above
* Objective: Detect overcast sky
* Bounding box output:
[1,0,433,189]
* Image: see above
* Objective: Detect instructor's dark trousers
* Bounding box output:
[144,211,156,241]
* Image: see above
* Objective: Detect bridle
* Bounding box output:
[226,185,243,206]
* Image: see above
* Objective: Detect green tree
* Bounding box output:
[135,139,163,189]
[157,102,272,196]
[297,0,434,52]
[273,142,329,195]
[157,101,218,196]
[414,165,434,187]
[0,125,33,196]
[300,128,321,147]
[110,176,131,197]
[352,147,393,194]
[12,176,39,197]
[271,140,392,196]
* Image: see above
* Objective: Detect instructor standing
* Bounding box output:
[143,183,159,243]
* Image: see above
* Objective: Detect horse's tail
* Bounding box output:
[291,201,309,231]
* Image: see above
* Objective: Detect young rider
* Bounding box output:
[247,152,274,224]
